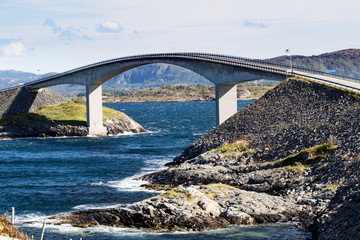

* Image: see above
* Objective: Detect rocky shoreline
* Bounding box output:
[53,183,308,232]
[0,104,147,139]
[48,78,360,239]
[0,116,147,139]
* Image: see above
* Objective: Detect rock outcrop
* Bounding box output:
[146,78,360,239]
[49,77,360,239]
[0,115,146,138]
[0,87,67,117]
[0,98,147,138]
[53,183,307,231]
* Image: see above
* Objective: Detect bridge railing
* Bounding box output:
[7,52,360,91]
[189,52,360,82]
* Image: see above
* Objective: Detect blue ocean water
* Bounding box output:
[0,101,311,239]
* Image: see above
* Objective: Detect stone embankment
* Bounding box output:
[0,87,67,117]
[51,78,360,239]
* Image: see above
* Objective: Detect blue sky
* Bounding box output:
[0,0,359,73]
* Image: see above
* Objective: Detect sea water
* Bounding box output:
[0,101,311,239]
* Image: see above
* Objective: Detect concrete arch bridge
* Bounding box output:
[13,52,360,135]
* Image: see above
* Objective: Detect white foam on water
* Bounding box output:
[15,212,200,238]
[89,181,104,186]
[72,203,123,210]
[15,212,61,228]
[88,155,170,193]
[17,147,173,237]
[107,131,136,137]
[86,134,98,138]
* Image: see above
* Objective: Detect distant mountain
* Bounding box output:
[1,49,359,96]
[267,49,360,78]
[0,70,38,89]
[49,64,211,97]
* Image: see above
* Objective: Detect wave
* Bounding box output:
[88,155,170,194]
[105,175,152,192]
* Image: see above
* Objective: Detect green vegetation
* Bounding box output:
[0,100,127,127]
[326,179,344,192]
[351,153,360,163]
[201,183,241,199]
[215,140,249,154]
[36,99,88,123]
[161,187,183,199]
[277,144,337,167]
[103,83,278,103]
[159,187,199,205]
[0,214,30,239]
[201,183,241,192]
[103,84,214,102]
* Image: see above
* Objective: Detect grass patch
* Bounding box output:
[327,179,344,192]
[243,149,255,157]
[350,153,360,163]
[36,100,87,123]
[277,144,337,167]
[215,140,249,154]
[159,187,201,205]
[201,183,240,192]
[201,183,241,199]
[319,162,329,170]
[161,187,183,199]
[0,113,50,126]
[0,100,128,127]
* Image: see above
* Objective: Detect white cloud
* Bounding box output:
[96,21,123,33]
[3,42,26,56]
[43,18,92,41]
[244,21,268,28]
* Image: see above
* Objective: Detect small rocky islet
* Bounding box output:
[0,98,147,139]
[50,77,360,239]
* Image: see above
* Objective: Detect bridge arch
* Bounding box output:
[24,53,290,135]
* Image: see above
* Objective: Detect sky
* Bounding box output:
[0,0,359,73]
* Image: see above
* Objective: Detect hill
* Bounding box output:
[268,49,360,78]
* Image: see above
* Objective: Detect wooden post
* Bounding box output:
[11,207,14,224]
[40,222,46,240]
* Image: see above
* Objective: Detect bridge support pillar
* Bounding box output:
[216,84,237,125]
[86,84,107,136]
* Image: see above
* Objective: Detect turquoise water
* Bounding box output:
[0,101,311,239]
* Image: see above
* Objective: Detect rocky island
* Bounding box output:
[50,77,360,239]
[0,88,146,139]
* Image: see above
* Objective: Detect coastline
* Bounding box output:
[44,77,360,239]
[0,100,147,139]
